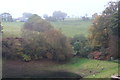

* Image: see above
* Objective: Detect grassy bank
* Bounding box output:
[52,58,119,78]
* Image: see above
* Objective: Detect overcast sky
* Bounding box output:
[0,0,117,18]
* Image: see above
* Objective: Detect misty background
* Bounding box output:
[0,0,117,18]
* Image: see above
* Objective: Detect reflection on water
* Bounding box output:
[3,70,82,80]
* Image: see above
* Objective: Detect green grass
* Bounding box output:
[2,22,24,38]
[64,18,81,21]
[2,20,92,38]
[51,20,92,37]
[52,58,119,78]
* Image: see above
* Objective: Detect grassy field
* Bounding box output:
[51,20,92,37]
[3,58,119,78]
[2,20,92,38]
[2,22,24,38]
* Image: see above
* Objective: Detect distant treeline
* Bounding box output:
[0,11,91,22]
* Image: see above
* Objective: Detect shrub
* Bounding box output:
[71,34,87,45]
[71,34,92,58]
[46,52,53,60]
[23,14,53,32]
[22,29,73,61]
[81,46,93,58]
[44,29,73,61]
[2,37,24,60]
[21,15,73,62]
[22,31,48,60]
[21,54,31,62]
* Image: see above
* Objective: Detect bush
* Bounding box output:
[2,14,74,62]
[23,14,53,32]
[22,29,73,61]
[71,34,93,58]
[2,37,24,60]
[22,31,48,60]
[71,34,87,45]
[21,54,31,62]
[81,46,93,58]
[21,14,73,62]
[44,29,73,61]
[111,59,120,63]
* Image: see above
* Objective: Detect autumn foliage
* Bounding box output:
[88,1,119,59]
[2,14,73,61]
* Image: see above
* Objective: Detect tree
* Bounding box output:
[92,13,98,19]
[22,12,33,19]
[89,1,119,59]
[43,14,48,19]
[44,29,73,61]
[0,13,13,22]
[52,11,67,21]
[43,14,57,21]
[22,14,73,61]
[23,14,53,32]
[18,12,33,22]
[107,1,119,59]
[81,16,90,21]
[45,16,57,22]
[89,15,110,48]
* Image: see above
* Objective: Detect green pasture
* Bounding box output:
[51,20,92,37]
[1,20,92,38]
[2,22,24,38]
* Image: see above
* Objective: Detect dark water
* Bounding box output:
[2,70,82,80]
